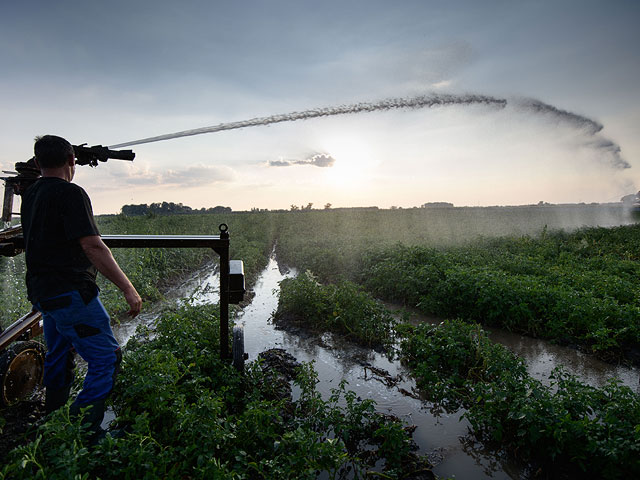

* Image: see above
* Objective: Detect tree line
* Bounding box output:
[121,202,232,216]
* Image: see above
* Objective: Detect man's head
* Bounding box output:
[34,135,74,169]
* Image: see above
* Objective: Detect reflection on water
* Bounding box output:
[113,254,639,479]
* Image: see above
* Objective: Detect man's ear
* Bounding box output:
[33,158,40,169]
[68,154,75,166]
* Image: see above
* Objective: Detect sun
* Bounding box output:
[322,137,376,187]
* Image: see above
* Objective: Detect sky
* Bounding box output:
[1,0,639,214]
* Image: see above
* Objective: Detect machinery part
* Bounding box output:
[0,309,43,351]
[0,340,45,407]
[73,144,135,167]
[229,260,246,304]
[232,326,246,372]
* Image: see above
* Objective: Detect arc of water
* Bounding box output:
[109,93,507,149]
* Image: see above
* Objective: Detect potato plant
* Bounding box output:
[275,271,397,350]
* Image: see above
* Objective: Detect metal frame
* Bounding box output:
[0,227,233,360]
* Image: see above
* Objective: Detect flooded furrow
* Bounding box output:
[114,254,639,479]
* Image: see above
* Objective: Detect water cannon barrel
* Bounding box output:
[99,146,135,161]
[73,144,135,166]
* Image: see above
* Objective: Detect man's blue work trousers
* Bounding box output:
[36,290,121,407]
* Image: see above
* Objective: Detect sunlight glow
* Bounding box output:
[322,137,377,188]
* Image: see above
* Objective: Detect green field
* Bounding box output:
[2,205,639,357]
[2,205,639,478]
[268,207,640,478]
[272,206,640,362]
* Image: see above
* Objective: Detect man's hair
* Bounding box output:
[34,135,74,168]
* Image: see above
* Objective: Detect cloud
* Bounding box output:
[268,159,292,167]
[312,40,475,96]
[306,154,335,168]
[268,153,336,168]
[100,162,236,188]
[431,80,452,89]
[163,164,236,186]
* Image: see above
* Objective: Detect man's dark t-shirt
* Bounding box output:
[20,177,100,304]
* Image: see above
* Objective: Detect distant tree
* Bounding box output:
[121,204,149,216]
[207,206,232,213]
[290,204,299,211]
[303,202,313,210]
[147,202,193,215]
[120,202,229,216]
[421,202,453,208]
[324,203,332,209]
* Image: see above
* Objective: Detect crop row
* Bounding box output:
[358,231,640,360]
[274,271,397,349]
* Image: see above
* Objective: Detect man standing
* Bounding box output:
[20,135,142,438]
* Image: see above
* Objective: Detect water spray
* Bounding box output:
[516,98,603,135]
[108,92,628,170]
[109,93,507,149]
[515,98,629,169]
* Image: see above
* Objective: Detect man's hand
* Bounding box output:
[123,286,142,318]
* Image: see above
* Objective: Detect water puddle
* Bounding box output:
[112,254,639,479]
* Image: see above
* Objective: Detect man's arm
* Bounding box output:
[78,235,142,317]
